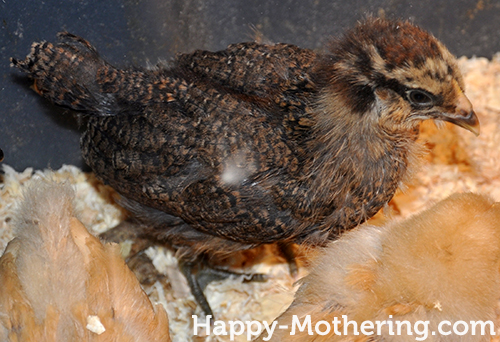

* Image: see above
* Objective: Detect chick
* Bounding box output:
[261,193,500,341]
[0,179,170,341]
[11,18,479,315]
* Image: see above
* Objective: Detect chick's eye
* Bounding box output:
[406,89,434,107]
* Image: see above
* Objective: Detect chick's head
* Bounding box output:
[319,17,479,136]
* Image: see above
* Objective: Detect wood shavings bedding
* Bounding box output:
[1,55,499,341]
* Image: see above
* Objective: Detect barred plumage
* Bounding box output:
[12,17,479,315]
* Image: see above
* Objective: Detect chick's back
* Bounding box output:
[265,193,500,341]
[0,179,170,342]
[79,40,320,248]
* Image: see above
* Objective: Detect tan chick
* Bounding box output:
[0,179,170,341]
[259,193,500,341]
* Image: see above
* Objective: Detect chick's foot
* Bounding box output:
[180,259,267,317]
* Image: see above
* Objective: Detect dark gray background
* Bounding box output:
[2,0,499,171]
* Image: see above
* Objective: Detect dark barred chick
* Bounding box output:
[12,18,479,316]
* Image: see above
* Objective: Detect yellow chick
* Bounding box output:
[259,193,500,341]
[0,179,170,341]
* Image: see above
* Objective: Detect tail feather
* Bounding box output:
[12,32,187,117]
[11,32,112,114]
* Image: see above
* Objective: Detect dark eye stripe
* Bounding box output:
[371,72,447,109]
[372,72,407,97]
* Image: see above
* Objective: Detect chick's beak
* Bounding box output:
[440,92,480,136]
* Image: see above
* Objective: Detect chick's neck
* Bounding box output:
[300,89,418,236]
